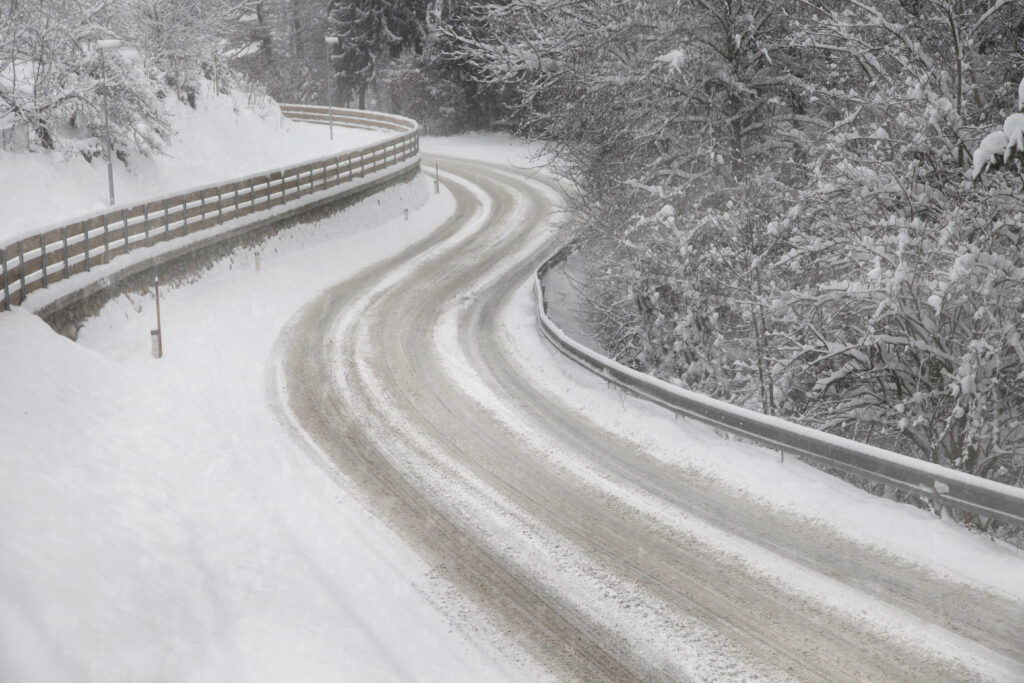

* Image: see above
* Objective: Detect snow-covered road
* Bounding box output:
[3,139,1022,681]
[277,156,1024,681]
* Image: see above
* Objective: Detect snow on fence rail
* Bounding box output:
[0,106,419,311]
[535,247,1024,529]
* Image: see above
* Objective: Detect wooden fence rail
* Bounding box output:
[0,106,419,311]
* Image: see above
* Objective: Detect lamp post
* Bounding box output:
[324,36,339,140]
[97,39,122,206]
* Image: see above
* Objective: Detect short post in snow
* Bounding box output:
[404,208,409,221]
[434,162,440,194]
[151,276,163,359]
[324,36,339,141]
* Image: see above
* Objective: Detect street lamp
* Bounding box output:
[97,39,122,206]
[325,36,339,140]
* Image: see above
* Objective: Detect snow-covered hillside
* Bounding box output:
[0,98,533,679]
[0,86,386,243]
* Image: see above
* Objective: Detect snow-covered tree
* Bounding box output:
[775,0,1024,491]
[449,0,811,411]
[0,0,171,157]
[327,0,428,108]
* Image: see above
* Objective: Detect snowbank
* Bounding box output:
[0,175,521,682]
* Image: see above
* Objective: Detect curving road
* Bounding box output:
[275,157,1024,681]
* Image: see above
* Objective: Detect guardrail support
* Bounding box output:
[83,221,90,271]
[122,209,130,253]
[1,248,9,310]
[200,190,207,230]
[103,214,110,263]
[39,235,48,288]
[17,241,26,298]
[182,195,189,235]
[61,227,69,279]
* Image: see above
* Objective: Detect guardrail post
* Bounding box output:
[200,189,207,230]
[280,174,287,205]
[309,163,315,192]
[250,178,256,212]
[182,195,189,235]
[233,182,239,215]
[265,175,271,208]
[163,199,170,238]
[1,248,9,311]
[217,186,224,221]
[122,209,130,253]
[143,206,151,247]
[17,241,26,298]
[83,221,90,271]
[39,235,48,288]
[102,214,111,263]
[61,227,69,278]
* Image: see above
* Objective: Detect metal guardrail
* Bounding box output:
[535,247,1024,528]
[0,106,419,311]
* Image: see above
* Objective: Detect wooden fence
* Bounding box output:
[0,106,419,311]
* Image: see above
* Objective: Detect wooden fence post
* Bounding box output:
[182,195,189,235]
[17,241,26,298]
[103,214,110,263]
[163,199,170,238]
[122,209,130,253]
[61,227,69,278]
[83,221,90,272]
[39,235,48,288]
[200,189,207,230]
[1,247,9,310]
[143,206,151,247]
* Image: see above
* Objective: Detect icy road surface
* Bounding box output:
[277,157,1024,681]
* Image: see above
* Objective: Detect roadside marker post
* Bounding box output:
[151,276,163,359]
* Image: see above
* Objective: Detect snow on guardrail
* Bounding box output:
[534,247,1024,529]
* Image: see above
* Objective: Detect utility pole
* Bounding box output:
[97,39,122,206]
[325,36,339,140]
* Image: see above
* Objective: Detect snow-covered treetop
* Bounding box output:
[972,73,1024,179]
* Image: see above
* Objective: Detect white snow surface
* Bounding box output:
[972,129,1009,178]
[0,175,524,682]
[0,86,387,244]
[2,129,1022,681]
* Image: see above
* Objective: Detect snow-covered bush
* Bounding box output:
[778,1,1024,492]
